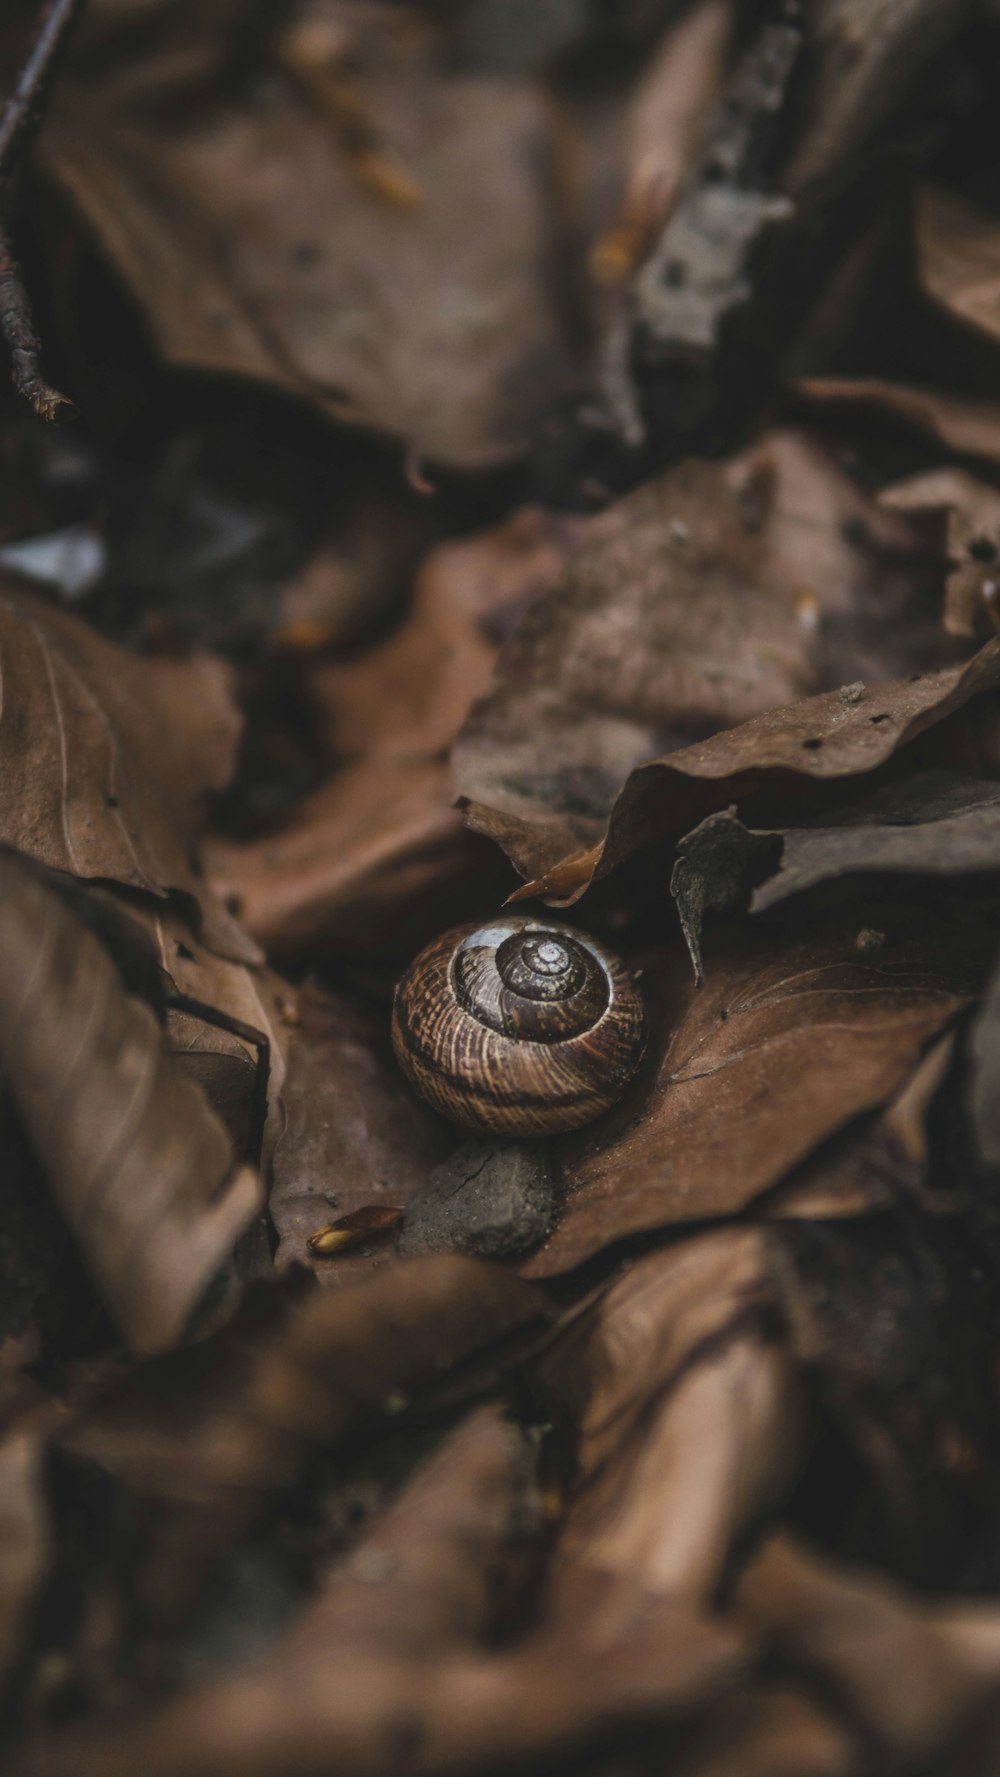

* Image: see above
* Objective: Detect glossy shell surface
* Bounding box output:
[392,916,646,1136]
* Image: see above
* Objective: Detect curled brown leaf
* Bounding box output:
[58,1255,549,1631]
[0,584,253,961]
[455,433,955,890]
[0,851,261,1355]
[514,640,1000,907]
[524,910,986,1276]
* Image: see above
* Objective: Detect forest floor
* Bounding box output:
[6,3,1000,1774]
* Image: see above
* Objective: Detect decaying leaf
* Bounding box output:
[916,183,1000,351]
[513,638,1000,906]
[316,507,585,765]
[524,909,987,1277]
[139,900,288,1157]
[670,810,781,985]
[0,851,261,1355]
[206,758,511,962]
[735,1534,1000,1759]
[762,1032,954,1222]
[589,0,735,283]
[967,946,1000,1171]
[9,3,1000,1768]
[57,1255,548,1634]
[783,0,980,199]
[0,1428,50,1680]
[268,979,451,1281]
[43,12,578,470]
[672,1685,857,1777]
[671,772,1000,980]
[881,468,1000,639]
[0,582,254,961]
[796,376,1000,470]
[209,510,582,961]
[19,1388,744,1777]
[265,489,436,655]
[539,1231,799,1600]
[456,431,954,886]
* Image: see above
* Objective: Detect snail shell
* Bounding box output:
[392,916,646,1137]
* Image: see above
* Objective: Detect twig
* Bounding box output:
[0,0,86,177]
[0,218,73,420]
[0,0,87,420]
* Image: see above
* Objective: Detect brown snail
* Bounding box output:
[392,916,645,1137]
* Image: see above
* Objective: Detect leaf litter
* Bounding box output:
[10,3,1000,1775]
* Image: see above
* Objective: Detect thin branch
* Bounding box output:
[0,219,74,420]
[0,0,87,419]
[0,0,86,177]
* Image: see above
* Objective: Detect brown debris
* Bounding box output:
[670,772,1000,980]
[590,0,735,285]
[14,1397,746,1777]
[206,757,508,963]
[541,1230,799,1597]
[0,1427,50,1679]
[512,639,1000,906]
[0,582,254,961]
[881,468,1000,639]
[206,507,582,960]
[56,1254,548,1640]
[456,432,950,887]
[268,979,450,1282]
[523,909,986,1277]
[6,5,1000,1773]
[0,851,262,1354]
[41,11,579,471]
[735,1534,1000,1760]
[796,376,1000,469]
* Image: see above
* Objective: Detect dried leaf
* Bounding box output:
[736,1533,1000,1758]
[11,1401,531,1776]
[671,810,781,984]
[58,1256,548,1630]
[206,758,510,962]
[797,376,1000,469]
[515,640,1000,907]
[881,468,1000,638]
[784,1,980,198]
[0,1429,50,1679]
[0,583,253,962]
[762,1033,955,1222]
[0,851,261,1354]
[140,901,288,1156]
[266,490,435,655]
[269,981,451,1282]
[455,433,952,886]
[44,23,577,469]
[590,0,734,283]
[753,773,1000,910]
[316,508,585,764]
[209,510,581,962]
[671,772,1000,977]
[767,1197,1000,1581]
[968,947,1000,1170]
[674,1685,858,1777]
[22,1397,744,1777]
[539,1231,798,1600]
[524,911,986,1277]
[916,183,1000,349]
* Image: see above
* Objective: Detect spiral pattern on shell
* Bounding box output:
[392,917,646,1136]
